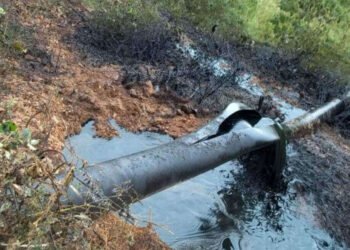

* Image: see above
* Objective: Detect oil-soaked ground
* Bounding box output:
[63,121,345,249]
[66,16,350,248]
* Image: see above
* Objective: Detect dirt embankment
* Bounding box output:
[0,1,207,248]
[1,1,208,152]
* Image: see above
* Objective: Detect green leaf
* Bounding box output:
[0,143,3,148]
[0,121,18,134]
[0,7,5,16]
[11,41,27,54]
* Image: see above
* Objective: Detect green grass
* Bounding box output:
[2,0,349,79]
[84,0,350,81]
[164,0,350,80]
[82,0,161,35]
[83,0,350,78]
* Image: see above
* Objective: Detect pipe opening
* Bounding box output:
[194,109,262,143]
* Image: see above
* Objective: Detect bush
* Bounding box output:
[80,0,350,80]
[83,0,160,35]
[161,0,350,80]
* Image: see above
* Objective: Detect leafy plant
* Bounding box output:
[0,121,17,134]
[0,7,5,16]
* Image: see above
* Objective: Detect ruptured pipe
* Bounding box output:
[55,91,350,207]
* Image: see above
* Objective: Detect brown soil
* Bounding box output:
[0,1,208,248]
[0,1,207,151]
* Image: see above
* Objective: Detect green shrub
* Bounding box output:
[80,0,350,78]
[83,0,161,35]
[269,0,350,75]
[161,0,350,79]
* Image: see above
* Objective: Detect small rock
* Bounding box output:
[31,75,42,82]
[113,73,122,84]
[129,89,138,98]
[159,107,173,117]
[200,108,210,116]
[144,80,155,95]
[24,54,35,61]
[176,109,184,115]
[180,104,192,114]
[154,85,160,93]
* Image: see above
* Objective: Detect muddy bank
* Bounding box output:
[67,11,286,122]
[70,10,350,139]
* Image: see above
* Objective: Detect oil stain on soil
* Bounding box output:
[66,12,350,247]
[2,0,350,249]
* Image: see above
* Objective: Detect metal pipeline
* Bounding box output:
[283,91,350,138]
[55,91,350,207]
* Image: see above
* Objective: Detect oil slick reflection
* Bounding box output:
[63,120,343,249]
